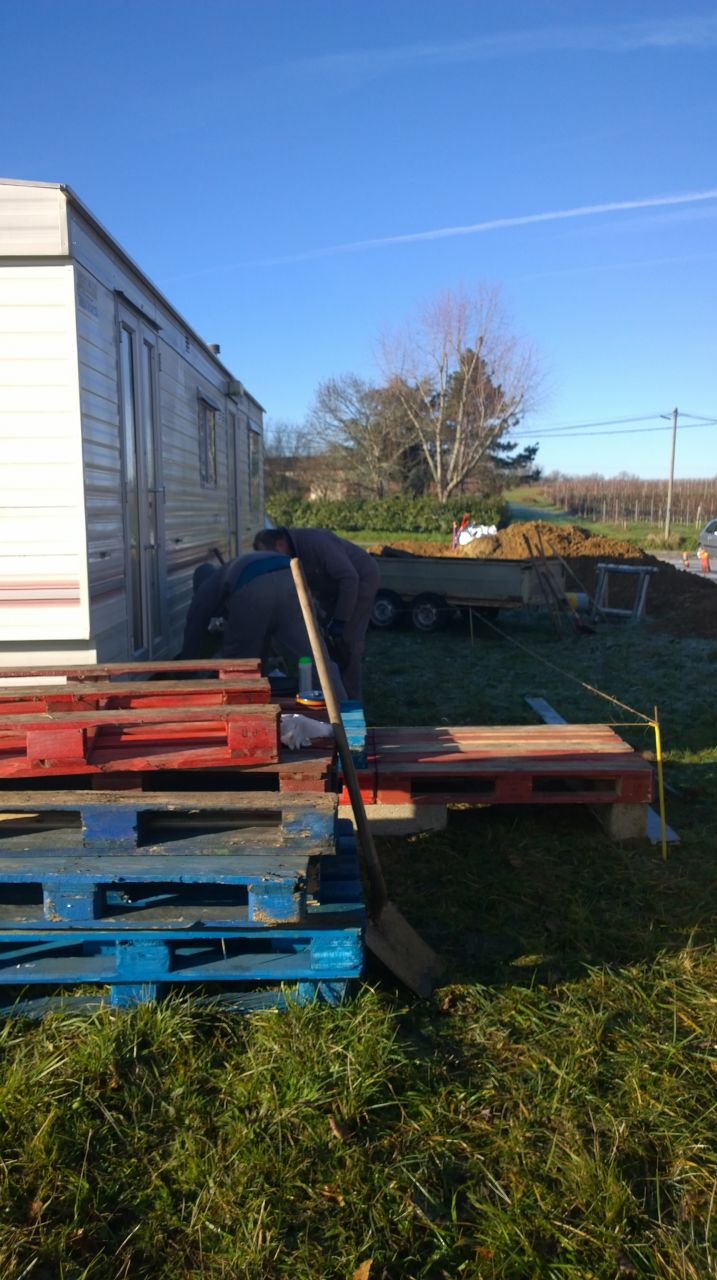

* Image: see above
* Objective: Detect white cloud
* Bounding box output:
[290,17,717,82]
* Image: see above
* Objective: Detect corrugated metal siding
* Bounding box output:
[74,264,128,659]
[68,211,260,658]
[0,184,67,257]
[0,265,89,643]
[159,349,234,647]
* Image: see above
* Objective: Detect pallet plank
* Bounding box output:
[0,660,261,683]
[0,929,364,985]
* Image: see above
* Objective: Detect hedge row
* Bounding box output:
[265,494,508,534]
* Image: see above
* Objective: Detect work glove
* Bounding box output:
[325,618,346,640]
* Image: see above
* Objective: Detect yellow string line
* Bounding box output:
[470,609,669,857]
[653,706,668,861]
[474,610,652,721]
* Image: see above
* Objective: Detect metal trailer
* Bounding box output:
[0,178,264,667]
[370,551,566,631]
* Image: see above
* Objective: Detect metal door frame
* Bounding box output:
[116,302,168,657]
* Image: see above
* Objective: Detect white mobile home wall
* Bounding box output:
[0,179,264,665]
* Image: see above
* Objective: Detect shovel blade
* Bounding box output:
[366,900,443,998]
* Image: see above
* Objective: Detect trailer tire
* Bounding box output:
[411,593,448,632]
[371,590,403,629]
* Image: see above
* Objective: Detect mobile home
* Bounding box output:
[0,178,264,665]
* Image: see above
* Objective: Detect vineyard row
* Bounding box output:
[542,475,717,527]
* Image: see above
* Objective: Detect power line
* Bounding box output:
[510,410,717,441]
[676,411,717,422]
[522,413,661,431]
[512,420,717,441]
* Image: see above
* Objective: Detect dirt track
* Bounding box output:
[369,522,717,640]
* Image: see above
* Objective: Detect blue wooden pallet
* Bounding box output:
[0,850,312,928]
[0,821,365,1010]
[0,789,338,850]
[0,789,344,928]
[4,982,353,1018]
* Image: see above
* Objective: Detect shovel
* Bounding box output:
[290,557,443,999]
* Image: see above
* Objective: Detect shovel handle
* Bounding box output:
[290,557,388,912]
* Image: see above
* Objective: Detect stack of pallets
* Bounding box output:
[0,661,364,1013]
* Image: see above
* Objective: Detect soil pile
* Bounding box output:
[368,522,717,640]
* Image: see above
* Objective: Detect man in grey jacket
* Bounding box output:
[253,527,379,700]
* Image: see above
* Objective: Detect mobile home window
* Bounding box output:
[198,398,217,487]
[248,427,262,511]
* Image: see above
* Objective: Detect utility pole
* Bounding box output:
[664,406,678,542]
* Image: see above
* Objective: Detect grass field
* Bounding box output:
[1,610,717,1276]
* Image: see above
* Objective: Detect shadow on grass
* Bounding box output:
[371,787,717,989]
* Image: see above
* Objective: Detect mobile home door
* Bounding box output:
[117,308,167,657]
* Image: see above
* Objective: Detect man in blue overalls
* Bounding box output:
[252,527,379,700]
[179,551,347,697]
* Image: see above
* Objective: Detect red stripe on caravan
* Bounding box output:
[0,579,82,605]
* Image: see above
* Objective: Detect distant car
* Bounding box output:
[698,518,717,550]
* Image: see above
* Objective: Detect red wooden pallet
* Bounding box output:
[341,724,653,806]
[0,704,279,778]
[0,678,271,716]
[0,743,336,795]
[0,659,261,684]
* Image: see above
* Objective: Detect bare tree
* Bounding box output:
[263,418,313,460]
[263,418,315,498]
[380,286,542,502]
[307,374,414,498]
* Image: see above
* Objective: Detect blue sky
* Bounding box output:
[2,0,716,478]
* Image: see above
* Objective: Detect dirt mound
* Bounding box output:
[368,522,717,639]
[459,521,646,562]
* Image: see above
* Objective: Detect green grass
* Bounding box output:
[2,615,717,1277]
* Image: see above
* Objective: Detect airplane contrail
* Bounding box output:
[262,189,717,261]
[165,188,717,280]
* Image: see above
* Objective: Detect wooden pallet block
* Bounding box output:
[234,745,337,794]
[0,704,280,777]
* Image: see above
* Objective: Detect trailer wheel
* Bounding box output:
[411,593,448,632]
[371,590,403,629]
[476,606,499,621]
